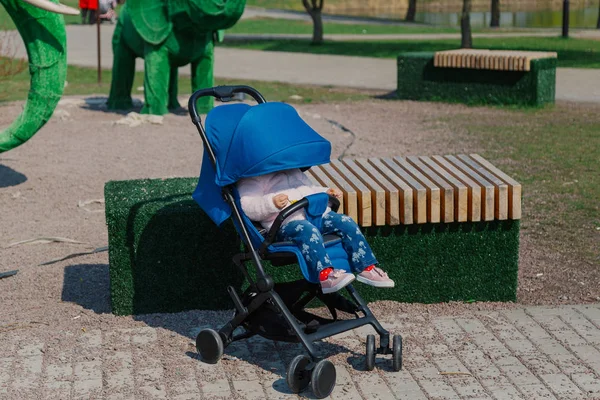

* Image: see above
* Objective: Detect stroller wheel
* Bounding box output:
[196,329,224,364]
[311,359,336,399]
[365,334,376,371]
[286,354,311,393]
[392,334,403,372]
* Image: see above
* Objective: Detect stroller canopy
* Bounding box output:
[193,102,332,226]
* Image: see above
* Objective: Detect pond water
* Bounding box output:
[413,7,599,28]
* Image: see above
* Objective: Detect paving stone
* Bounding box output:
[447,375,490,398]
[78,329,102,348]
[45,363,73,380]
[0,358,12,385]
[485,384,524,399]
[72,378,103,398]
[73,360,102,380]
[44,380,73,399]
[573,305,600,326]
[132,327,158,345]
[502,310,553,341]
[518,355,561,375]
[139,384,168,399]
[418,378,461,399]
[410,358,441,380]
[547,354,590,375]
[232,379,265,400]
[330,366,362,400]
[17,342,44,358]
[496,360,543,387]
[434,356,470,374]
[556,309,600,345]
[353,371,397,400]
[539,373,584,399]
[569,345,600,372]
[378,368,427,400]
[571,372,600,395]
[518,383,557,399]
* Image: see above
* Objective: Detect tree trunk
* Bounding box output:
[461,0,473,48]
[597,0,600,28]
[405,0,417,22]
[303,0,324,45]
[490,0,500,27]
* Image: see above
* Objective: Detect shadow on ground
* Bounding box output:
[61,263,112,314]
[0,164,27,188]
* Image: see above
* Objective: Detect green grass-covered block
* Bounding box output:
[397,52,556,106]
[105,178,519,315]
[105,178,243,316]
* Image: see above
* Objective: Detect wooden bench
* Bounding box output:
[396,50,557,106]
[433,49,557,72]
[305,154,521,227]
[105,154,522,315]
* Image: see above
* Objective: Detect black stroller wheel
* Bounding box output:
[196,329,224,364]
[311,359,336,399]
[286,354,311,393]
[365,334,376,371]
[392,334,403,372]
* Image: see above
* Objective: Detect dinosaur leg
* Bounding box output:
[167,64,181,110]
[140,44,170,115]
[191,40,214,114]
[107,21,136,110]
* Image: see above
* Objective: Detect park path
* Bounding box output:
[2,303,600,399]
[1,24,599,103]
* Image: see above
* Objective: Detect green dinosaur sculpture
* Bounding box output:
[107,0,246,116]
[0,0,78,153]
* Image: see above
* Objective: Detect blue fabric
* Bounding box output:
[276,212,378,283]
[193,102,332,226]
[304,193,330,231]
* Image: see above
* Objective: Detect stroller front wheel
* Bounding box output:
[311,359,336,399]
[365,334,376,371]
[196,329,224,364]
[286,354,311,393]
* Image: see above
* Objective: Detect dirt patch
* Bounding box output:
[0,96,596,331]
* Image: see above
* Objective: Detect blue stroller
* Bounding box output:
[188,86,403,398]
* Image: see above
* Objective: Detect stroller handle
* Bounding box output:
[259,195,341,255]
[188,85,266,124]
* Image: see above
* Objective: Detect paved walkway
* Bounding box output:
[2,304,600,399]
[2,25,598,103]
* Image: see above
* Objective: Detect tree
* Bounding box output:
[490,0,500,27]
[302,0,324,45]
[461,0,473,48]
[597,0,600,29]
[405,0,417,22]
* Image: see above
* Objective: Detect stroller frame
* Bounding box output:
[188,85,402,398]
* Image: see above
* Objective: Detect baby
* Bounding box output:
[237,168,394,294]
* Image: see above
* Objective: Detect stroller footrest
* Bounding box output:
[228,286,248,316]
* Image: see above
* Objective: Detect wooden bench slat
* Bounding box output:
[319,165,361,220]
[367,158,416,225]
[444,155,496,221]
[433,49,557,72]
[380,158,429,224]
[329,160,372,227]
[391,157,442,223]
[419,156,469,222]
[458,155,509,220]
[341,159,387,226]
[468,154,522,220]
[406,156,455,223]
[431,155,482,222]
[352,158,402,225]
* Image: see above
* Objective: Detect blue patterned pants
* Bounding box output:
[276,212,378,274]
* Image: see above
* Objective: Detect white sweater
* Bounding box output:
[237,168,330,230]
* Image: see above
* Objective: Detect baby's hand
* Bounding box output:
[327,188,342,199]
[273,194,289,209]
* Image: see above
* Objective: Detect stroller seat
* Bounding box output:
[188,85,403,399]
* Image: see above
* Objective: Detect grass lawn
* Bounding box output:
[0,59,372,104]
[447,102,600,265]
[222,36,600,68]
[230,17,462,35]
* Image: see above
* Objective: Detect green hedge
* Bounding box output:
[105,177,519,315]
[396,52,556,106]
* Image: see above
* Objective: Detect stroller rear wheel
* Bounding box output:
[365,334,376,371]
[196,329,224,364]
[311,359,336,399]
[286,354,311,393]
